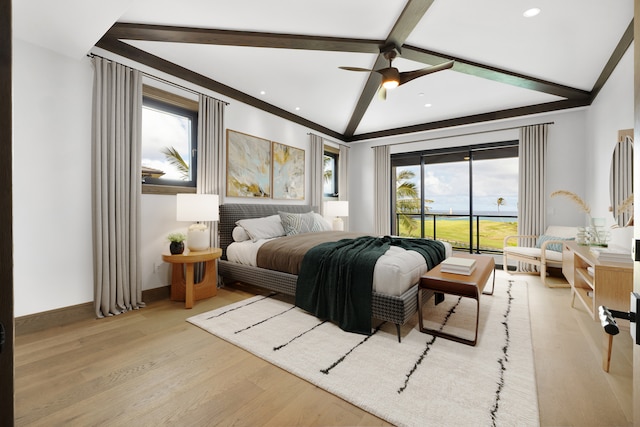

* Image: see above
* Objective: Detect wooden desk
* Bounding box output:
[418,254,495,346]
[562,241,633,371]
[562,241,633,321]
[162,248,222,309]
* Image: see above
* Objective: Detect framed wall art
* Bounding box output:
[272,141,305,200]
[226,130,271,198]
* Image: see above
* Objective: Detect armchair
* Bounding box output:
[503,225,578,287]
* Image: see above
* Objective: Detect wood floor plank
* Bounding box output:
[14,271,633,426]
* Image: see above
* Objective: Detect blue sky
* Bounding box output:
[399,157,518,214]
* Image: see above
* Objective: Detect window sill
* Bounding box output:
[142,184,197,195]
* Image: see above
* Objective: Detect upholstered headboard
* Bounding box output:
[219,203,318,259]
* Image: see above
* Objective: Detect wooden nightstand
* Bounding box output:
[162,248,222,309]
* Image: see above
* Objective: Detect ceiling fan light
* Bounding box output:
[382,79,399,89]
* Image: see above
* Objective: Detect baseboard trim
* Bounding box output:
[15,302,94,336]
[15,286,171,336]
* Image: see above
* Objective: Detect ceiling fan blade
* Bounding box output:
[398,60,454,86]
[339,66,375,72]
[378,85,387,101]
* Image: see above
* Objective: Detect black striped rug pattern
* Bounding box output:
[188,277,538,427]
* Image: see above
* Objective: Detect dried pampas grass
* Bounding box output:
[550,190,591,215]
[616,193,634,215]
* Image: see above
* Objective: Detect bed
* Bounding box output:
[217,203,449,342]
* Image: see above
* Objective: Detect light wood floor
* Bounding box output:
[15,270,633,426]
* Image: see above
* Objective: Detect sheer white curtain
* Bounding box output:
[91,57,145,317]
[518,124,548,256]
[309,133,324,212]
[197,94,226,249]
[374,145,391,235]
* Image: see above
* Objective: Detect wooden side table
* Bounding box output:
[162,248,222,309]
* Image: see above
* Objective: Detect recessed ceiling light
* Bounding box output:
[523,8,540,18]
[260,90,266,95]
[295,107,301,111]
[424,103,432,108]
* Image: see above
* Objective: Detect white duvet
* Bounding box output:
[226,238,452,296]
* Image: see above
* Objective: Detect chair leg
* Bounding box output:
[540,262,548,286]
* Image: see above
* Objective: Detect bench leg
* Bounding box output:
[418,292,480,346]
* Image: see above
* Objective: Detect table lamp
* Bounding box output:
[324,201,349,231]
[176,194,219,251]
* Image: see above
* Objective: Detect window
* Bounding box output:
[391,142,519,254]
[141,86,198,193]
[323,148,339,197]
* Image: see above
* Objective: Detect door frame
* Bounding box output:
[0,0,14,421]
[633,2,640,425]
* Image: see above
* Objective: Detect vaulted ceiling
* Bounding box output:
[14,0,634,142]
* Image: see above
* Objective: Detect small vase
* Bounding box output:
[169,241,184,255]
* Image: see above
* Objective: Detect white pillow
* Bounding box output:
[236,214,285,242]
[313,213,333,231]
[232,226,250,242]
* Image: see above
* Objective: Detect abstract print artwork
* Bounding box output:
[272,142,305,200]
[226,130,271,198]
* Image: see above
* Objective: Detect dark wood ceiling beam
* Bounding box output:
[401,45,591,100]
[346,98,591,142]
[386,0,434,48]
[590,19,634,100]
[95,37,345,141]
[106,23,382,53]
[342,55,388,137]
[343,0,436,137]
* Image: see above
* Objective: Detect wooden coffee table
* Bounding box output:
[418,253,495,346]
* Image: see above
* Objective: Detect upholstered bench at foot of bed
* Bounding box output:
[219,259,429,342]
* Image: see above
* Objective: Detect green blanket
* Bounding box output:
[295,235,446,335]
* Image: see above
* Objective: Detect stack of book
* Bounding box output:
[440,257,477,275]
[590,248,633,264]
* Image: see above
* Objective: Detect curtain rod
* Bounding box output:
[88,53,229,105]
[368,121,555,148]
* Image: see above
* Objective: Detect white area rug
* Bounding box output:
[187,278,539,427]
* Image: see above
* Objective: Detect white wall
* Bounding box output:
[585,44,634,225]
[12,37,635,317]
[13,40,333,316]
[13,40,94,317]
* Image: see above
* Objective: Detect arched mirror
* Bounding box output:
[609,130,633,227]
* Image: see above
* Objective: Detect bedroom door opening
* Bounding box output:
[392,142,518,254]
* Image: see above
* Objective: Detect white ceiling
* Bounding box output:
[13,0,634,141]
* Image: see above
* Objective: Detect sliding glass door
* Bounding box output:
[392,142,518,253]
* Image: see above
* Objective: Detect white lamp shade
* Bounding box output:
[324,201,349,218]
[176,194,219,222]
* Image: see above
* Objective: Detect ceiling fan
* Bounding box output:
[339,46,454,100]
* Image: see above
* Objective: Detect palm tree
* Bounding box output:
[323,155,333,183]
[496,197,506,212]
[396,169,433,236]
[162,146,189,180]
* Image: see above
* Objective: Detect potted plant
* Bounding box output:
[167,232,187,254]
